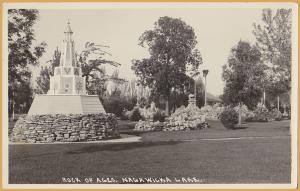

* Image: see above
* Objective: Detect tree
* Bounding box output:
[195,77,205,108]
[35,66,51,94]
[8,9,46,117]
[264,69,289,110]
[35,47,61,94]
[253,9,292,90]
[79,42,121,97]
[132,16,202,115]
[222,41,266,110]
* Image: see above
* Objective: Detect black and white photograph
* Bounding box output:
[3,2,298,189]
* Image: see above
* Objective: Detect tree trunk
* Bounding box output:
[238,102,242,126]
[263,90,266,106]
[204,76,207,106]
[277,96,280,110]
[12,91,15,121]
[165,98,170,116]
[194,79,197,96]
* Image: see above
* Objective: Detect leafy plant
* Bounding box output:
[132,16,203,115]
[153,111,166,122]
[129,107,143,121]
[219,107,239,129]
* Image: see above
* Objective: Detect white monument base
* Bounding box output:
[28,94,106,115]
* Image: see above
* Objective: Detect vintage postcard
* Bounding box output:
[2,2,298,189]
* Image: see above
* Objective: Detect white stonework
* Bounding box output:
[28,21,106,115]
[48,21,87,95]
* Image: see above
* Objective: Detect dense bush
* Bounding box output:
[269,108,282,121]
[219,107,239,129]
[129,107,143,121]
[153,111,166,122]
[253,104,270,122]
[103,97,123,117]
[103,95,136,118]
[243,102,283,122]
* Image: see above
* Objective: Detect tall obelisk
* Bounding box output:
[28,21,106,115]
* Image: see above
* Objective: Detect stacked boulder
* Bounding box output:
[164,104,208,131]
[134,121,164,132]
[10,113,119,143]
[199,104,224,120]
[134,104,209,132]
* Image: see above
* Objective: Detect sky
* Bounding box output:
[32,6,265,96]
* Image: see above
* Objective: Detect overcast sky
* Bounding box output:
[32,6,268,96]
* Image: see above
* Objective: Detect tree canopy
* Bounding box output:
[8,9,46,115]
[222,41,266,110]
[35,47,61,94]
[131,16,202,115]
[253,9,292,90]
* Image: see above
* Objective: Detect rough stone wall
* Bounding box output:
[10,113,119,143]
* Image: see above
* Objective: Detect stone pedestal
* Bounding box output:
[188,94,196,106]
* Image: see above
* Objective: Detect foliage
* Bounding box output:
[103,88,136,118]
[153,111,166,122]
[79,42,121,97]
[129,107,143,121]
[195,77,205,108]
[35,66,51,94]
[245,103,282,122]
[222,41,266,110]
[253,9,292,90]
[269,108,283,121]
[132,16,202,115]
[219,107,239,129]
[8,9,46,115]
[35,47,61,94]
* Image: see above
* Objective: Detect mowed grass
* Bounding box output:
[9,120,291,184]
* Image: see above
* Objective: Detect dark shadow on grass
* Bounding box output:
[66,140,182,155]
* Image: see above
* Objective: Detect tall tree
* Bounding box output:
[131,16,202,115]
[222,41,266,110]
[35,47,61,94]
[8,9,46,116]
[253,9,292,90]
[195,77,205,108]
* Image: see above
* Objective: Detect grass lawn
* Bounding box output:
[9,120,291,184]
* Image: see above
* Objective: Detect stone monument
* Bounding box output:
[10,21,118,143]
[28,21,105,115]
[188,94,196,106]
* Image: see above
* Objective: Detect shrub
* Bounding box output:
[103,97,123,117]
[269,108,282,121]
[129,107,143,121]
[153,111,166,122]
[219,107,239,129]
[252,105,270,122]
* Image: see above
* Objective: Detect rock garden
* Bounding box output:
[10,113,119,143]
